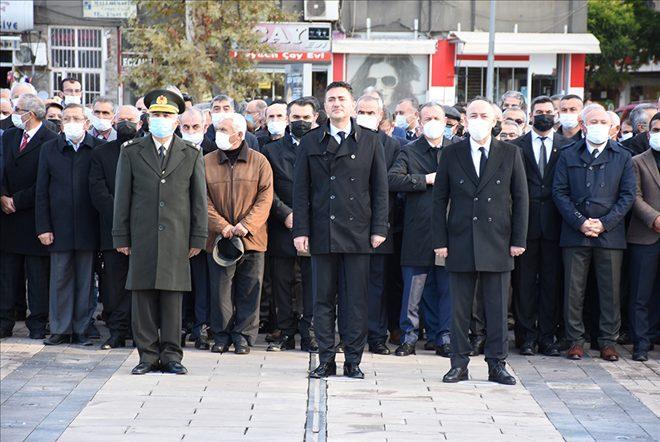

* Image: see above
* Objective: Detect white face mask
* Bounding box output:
[585,124,610,145]
[423,119,446,140]
[267,120,287,136]
[395,114,409,129]
[215,131,234,151]
[559,113,579,129]
[649,132,660,151]
[211,112,231,128]
[356,114,380,131]
[468,118,492,142]
[0,113,9,121]
[181,131,204,146]
[11,113,26,130]
[63,95,82,106]
[619,132,633,141]
[63,122,85,142]
[91,114,112,132]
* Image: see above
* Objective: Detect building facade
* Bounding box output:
[3,0,603,107]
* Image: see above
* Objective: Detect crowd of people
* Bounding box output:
[0,77,658,383]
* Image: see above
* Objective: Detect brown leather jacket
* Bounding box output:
[205,142,273,253]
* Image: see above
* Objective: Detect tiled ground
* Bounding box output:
[1,322,659,441]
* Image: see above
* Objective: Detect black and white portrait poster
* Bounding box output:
[347,54,428,110]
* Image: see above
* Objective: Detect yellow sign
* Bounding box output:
[258,81,272,89]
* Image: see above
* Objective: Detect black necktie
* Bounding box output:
[158,145,165,166]
[479,146,488,178]
[591,148,599,162]
[337,131,346,144]
[539,137,548,178]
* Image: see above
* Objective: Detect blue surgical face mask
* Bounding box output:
[444,126,453,139]
[149,116,176,138]
[244,114,254,125]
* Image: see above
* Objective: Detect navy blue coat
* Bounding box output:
[35,133,105,252]
[1,125,58,255]
[552,139,636,249]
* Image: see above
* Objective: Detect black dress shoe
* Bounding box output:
[469,335,485,356]
[300,337,319,353]
[632,350,648,362]
[539,343,561,357]
[72,334,93,346]
[423,341,436,351]
[28,330,46,340]
[343,363,365,379]
[443,367,469,383]
[309,361,337,378]
[369,342,391,355]
[334,341,345,353]
[267,335,295,352]
[162,361,188,375]
[44,334,71,345]
[435,343,453,358]
[131,362,159,375]
[520,341,536,356]
[395,343,416,356]
[100,336,126,350]
[194,337,210,350]
[211,343,230,353]
[0,329,12,339]
[234,344,250,355]
[488,361,516,385]
[265,329,282,342]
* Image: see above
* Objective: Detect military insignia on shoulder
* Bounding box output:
[121,139,135,148]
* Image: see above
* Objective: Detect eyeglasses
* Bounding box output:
[500,132,518,140]
[365,75,398,88]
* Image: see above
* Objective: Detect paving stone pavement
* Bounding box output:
[1,322,659,441]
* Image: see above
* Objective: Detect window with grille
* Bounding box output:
[49,27,105,104]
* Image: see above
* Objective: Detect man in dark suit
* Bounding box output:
[626,112,660,362]
[204,94,260,152]
[263,97,319,353]
[621,103,656,156]
[35,103,105,346]
[392,98,421,142]
[388,102,454,358]
[557,95,584,142]
[113,90,207,375]
[1,94,57,339]
[553,104,636,362]
[355,94,401,356]
[512,96,570,357]
[89,105,142,349]
[293,81,389,379]
[432,99,529,385]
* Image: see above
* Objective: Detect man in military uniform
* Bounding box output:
[113,89,208,375]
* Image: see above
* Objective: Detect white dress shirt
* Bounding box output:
[469,136,491,177]
[22,122,42,145]
[586,141,605,158]
[532,129,554,165]
[153,135,173,156]
[329,120,352,145]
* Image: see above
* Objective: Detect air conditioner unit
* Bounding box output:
[304,0,340,21]
[13,43,47,66]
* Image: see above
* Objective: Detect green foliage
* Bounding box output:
[586,0,659,91]
[124,0,289,101]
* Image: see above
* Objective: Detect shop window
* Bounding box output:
[49,27,104,103]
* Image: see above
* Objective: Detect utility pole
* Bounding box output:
[185,0,194,43]
[485,0,496,102]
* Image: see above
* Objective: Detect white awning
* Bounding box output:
[449,31,601,55]
[332,38,437,55]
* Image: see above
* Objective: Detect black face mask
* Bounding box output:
[116,120,138,143]
[48,119,62,132]
[456,123,464,137]
[290,120,312,140]
[532,114,555,132]
[140,113,149,133]
[491,121,502,137]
